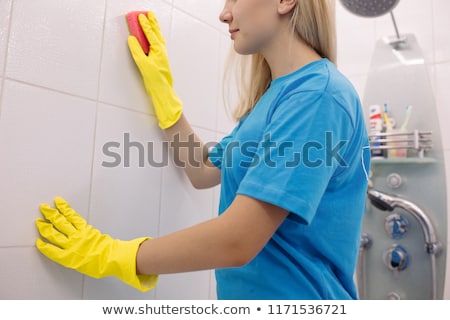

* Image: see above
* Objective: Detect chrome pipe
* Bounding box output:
[367,189,441,251]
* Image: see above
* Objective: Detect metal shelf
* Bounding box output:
[369,129,432,159]
[371,157,437,165]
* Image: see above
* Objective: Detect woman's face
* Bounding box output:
[219,0,282,55]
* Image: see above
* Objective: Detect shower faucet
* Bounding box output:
[367,189,442,255]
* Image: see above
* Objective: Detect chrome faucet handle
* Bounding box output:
[367,189,442,255]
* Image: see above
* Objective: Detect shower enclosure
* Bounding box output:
[340,0,448,299]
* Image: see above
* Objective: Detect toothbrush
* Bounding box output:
[383,103,393,131]
[400,105,413,131]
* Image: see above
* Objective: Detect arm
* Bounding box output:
[164,115,221,189]
[136,195,289,274]
[36,195,288,291]
[128,13,220,189]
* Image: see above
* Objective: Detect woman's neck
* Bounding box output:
[263,30,322,80]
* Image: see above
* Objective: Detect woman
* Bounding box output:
[36,0,370,299]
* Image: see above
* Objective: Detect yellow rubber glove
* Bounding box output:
[35,197,158,292]
[128,11,182,129]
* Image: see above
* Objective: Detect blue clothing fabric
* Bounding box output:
[209,59,370,300]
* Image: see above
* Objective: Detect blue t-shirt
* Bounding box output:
[209,59,370,300]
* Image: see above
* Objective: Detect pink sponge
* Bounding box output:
[126,11,150,54]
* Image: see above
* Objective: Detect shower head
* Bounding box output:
[340,0,400,18]
[367,189,441,254]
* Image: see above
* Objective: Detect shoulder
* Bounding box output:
[274,60,362,128]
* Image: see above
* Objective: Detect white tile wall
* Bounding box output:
[0,247,83,299]
[336,3,376,77]
[6,0,106,99]
[173,0,225,33]
[169,9,220,131]
[0,0,12,77]
[0,0,448,300]
[217,34,239,134]
[346,74,368,103]
[89,104,162,238]
[155,127,218,299]
[0,79,3,114]
[83,103,164,299]
[83,104,169,299]
[433,0,450,63]
[435,62,450,151]
[0,80,96,247]
[98,0,172,114]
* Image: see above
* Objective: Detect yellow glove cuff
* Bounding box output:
[111,237,158,291]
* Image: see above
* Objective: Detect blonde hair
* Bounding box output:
[225,0,336,122]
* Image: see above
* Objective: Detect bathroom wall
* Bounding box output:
[336,0,450,299]
[0,0,234,299]
[0,0,448,300]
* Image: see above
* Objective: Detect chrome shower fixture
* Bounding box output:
[340,0,400,18]
[367,189,441,253]
[367,189,443,299]
[340,0,405,47]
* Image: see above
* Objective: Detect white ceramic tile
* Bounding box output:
[0,0,12,77]
[208,153,222,300]
[435,62,450,151]
[345,74,368,105]
[6,0,106,99]
[433,0,450,63]
[375,0,434,64]
[173,0,225,33]
[217,34,238,135]
[169,9,220,131]
[0,247,83,299]
[159,127,217,232]
[84,275,157,300]
[209,267,218,299]
[98,0,172,114]
[83,103,163,299]
[155,127,217,299]
[336,2,377,76]
[0,80,96,247]
[89,104,163,238]
[0,79,3,114]
[200,131,236,300]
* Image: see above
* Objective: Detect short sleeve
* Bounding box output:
[208,124,240,169]
[236,91,355,224]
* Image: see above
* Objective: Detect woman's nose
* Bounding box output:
[219,7,232,24]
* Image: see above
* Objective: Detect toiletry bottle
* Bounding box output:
[383,104,395,157]
[369,105,384,158]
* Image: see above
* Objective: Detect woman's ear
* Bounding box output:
[278,0,297,15]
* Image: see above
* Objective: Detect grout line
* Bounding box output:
[0,0,13,79]
[95,0,109,103]
[433,59,450,67]
[81,0,109,300]
[0,0,14,121]
[154,3,176,241]
[0,77,4,121]
[152,5,173,299]
[4,76,99,103]
[171,4,227,36]
[2,76,160,117]
[0,245,35,249]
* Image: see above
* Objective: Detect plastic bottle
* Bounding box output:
[369,105,384,158]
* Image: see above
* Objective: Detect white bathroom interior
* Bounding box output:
[0,0,449,299]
